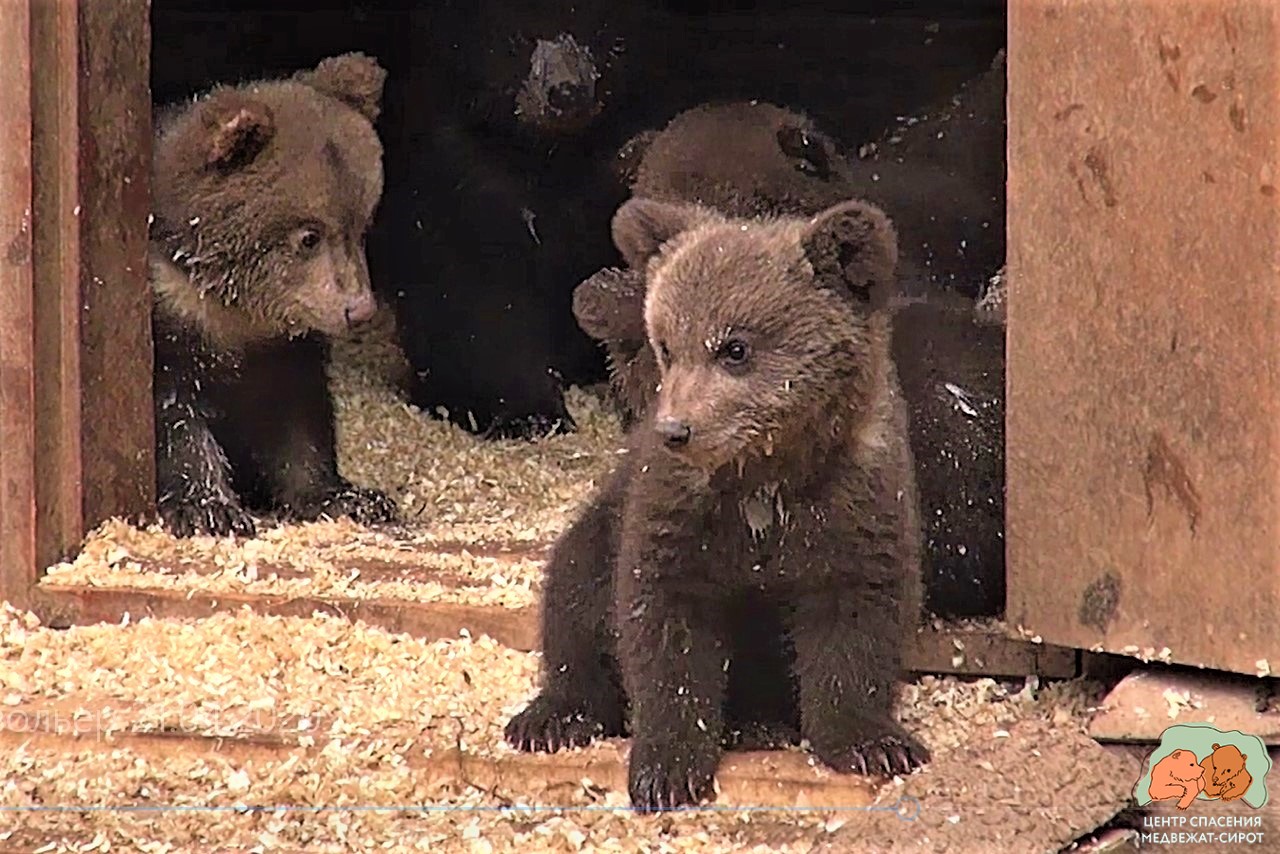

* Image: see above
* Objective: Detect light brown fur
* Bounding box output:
[578,101,861,428]
[151,54,386,344]
[149,53,396,538]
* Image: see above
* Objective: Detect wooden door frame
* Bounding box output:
[0,1,1083,681]
[0,0,154,614]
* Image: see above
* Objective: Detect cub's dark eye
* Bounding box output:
[718,338,750,369]
[776,126,833,181]
[657,341,672,363]
[292,227,323,254]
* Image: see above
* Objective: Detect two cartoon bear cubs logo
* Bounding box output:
[1134,723,1271,810]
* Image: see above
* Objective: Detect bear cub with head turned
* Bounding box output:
[150,53,398,537]
[506,194,929,811]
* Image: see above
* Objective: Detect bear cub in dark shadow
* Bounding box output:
[574,100,860,428]
[506,195,929,812]
[150,53,398,538]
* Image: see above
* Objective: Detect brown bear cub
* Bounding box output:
[576,97,1008,621]
[150,54,398,537]
[506,195,929,811]
[574,101,859,427]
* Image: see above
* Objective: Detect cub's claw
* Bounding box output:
[286,485,398,525]
[160,495,257,539]
[504,694,613,753]
[813,729,930,777]
[627,739,719,813]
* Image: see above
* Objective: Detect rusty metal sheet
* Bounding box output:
[1007,0,1280,674]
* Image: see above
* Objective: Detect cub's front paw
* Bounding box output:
[484,410,577,442]
[812,722,930,777]
[322,485,398,524]
[288,485,398,525]
[504,694,617,753]
[627,738,720,813]
[159,495,256,539]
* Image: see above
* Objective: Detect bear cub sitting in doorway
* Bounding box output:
[506,194,929,811]
[149,53,397,537]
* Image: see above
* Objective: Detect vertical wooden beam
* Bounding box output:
[2,0,153,612]
[72,0,154,535]
[31,0,86,577]
[0,0,37,610]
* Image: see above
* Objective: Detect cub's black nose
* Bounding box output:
[547,82,589,113]
[655,417,691,448]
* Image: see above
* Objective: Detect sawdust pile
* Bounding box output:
[3,309,1109,851]
[0,604,1102,851]
[41,311,625,605]
[41,518,546,610]
[327,311,624,535]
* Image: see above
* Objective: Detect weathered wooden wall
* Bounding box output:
[0,0,38,611]
[0,0,154,611]
[1007,0,1280,675]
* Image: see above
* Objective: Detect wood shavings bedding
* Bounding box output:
[327,310,625,534]
[42,518,546,609]
[0,606,536,749]
[9,312,1109,850]
[40,312,625,606]
[3,753,833,854]
[0,605,1101,851]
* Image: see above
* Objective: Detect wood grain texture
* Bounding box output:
[1007,0,1280,674]
[2,0,155,610]
[35,582,1078,678]
[0,0,37,610]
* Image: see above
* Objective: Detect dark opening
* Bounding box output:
[149,0,1009,620]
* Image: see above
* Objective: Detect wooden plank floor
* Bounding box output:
[30,531,1077,679]
[0,698,882,811]
[12,541,1079,833]
[34,578,1078,680]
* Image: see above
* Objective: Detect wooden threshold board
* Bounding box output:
[0,698,882,811]
[33,582,1078,679]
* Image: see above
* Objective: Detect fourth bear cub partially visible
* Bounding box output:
[150,53,398,537]
[506,195,929,811]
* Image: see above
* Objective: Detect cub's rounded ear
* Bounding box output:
[611,197,713,270]
[198,91,276,171]
[294,52,388,123]
[572,267,648,342]
[801,199,898,310]
[613,129,659,187]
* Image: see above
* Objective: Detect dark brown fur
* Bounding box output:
[575,101,860,427]
[150,53,397,538]
[576,94,1009,619]
[892,293,1006,617]
[507,196,928,812]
